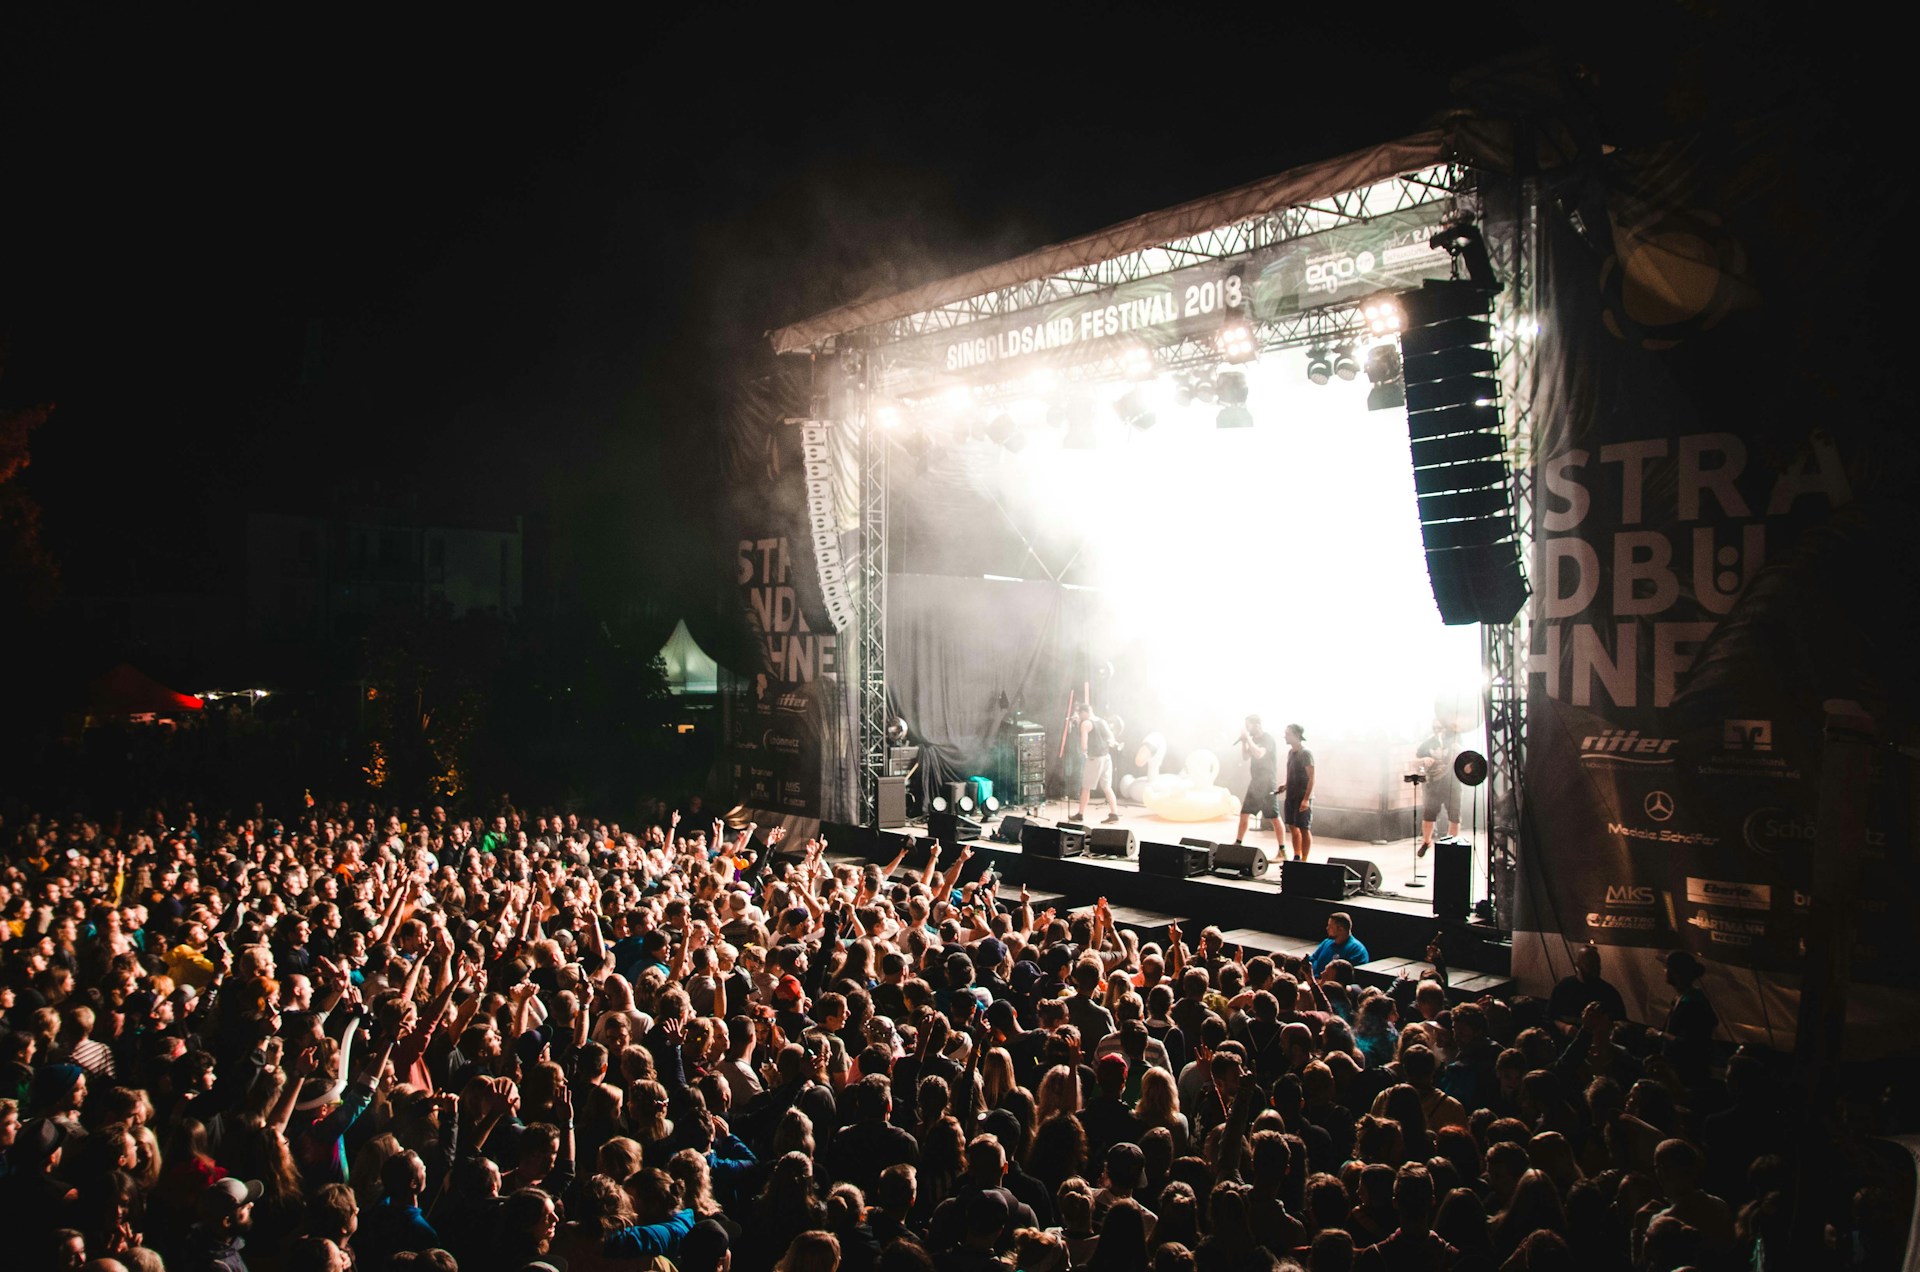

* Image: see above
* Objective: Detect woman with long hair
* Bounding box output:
[350,1132,403,1210]
[778,1230,842,1272]
[1380,1085,1434,1163]
[1135,1068,1190,1157]
[629,1079,676,1163]
[980,1048,1017,1111]
[1150,1181,1201,1251]
[1353,996,1398,1069]
[1035,1065,1081,1124]
[1490,1168,1567,1265]
[557,1172,637,1269]
[1195,1183,1257,1272]
[1433,1187,1496,1272]
[670,1147,741,1241]
[751,1152,828,1272]
[914,1116,966,1223]
[1025,1109,1087,1200]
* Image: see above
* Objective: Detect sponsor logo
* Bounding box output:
[1696,718,1801,780]
[1644,791,1675,822]
[776,692,809,713]
[1586,911,1660,932]
[763,731,803,756]
[1607,823,1721,846]
[1604,884,1656,906]
[1686,910,1766,945]
[1723,719,1773,752]
[1743,807,1814,856]
[1579,729,1680,765]
[1304,251,1378,295]
[1685,876,1771,911]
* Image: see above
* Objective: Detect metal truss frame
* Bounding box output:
[852,351,890,824]
[858,166,1463,348]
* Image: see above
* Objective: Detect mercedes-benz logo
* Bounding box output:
[1644,790,1675,822]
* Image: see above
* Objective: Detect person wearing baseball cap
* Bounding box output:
[186,1176,262,1272]
[0,1117,76,1243]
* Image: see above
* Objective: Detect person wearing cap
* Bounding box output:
[1091,1141,1154,1229]
[182,1176,262,1272]
[677,1217,733,1272]
[928,1137,1034,1259]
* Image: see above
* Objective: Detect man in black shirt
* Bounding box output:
[1232,715,1280,852]
[1279,724,1316,862]
[1072,704,1121,825]
[1548,944,1628,1029]
[1413,723,1462,856]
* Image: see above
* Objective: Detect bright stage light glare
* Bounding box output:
[874,405,902,429]
[1362,293,1404,335]
[1192,375,1218,404]
[1122,344,1156,381]
[1218,321,1258,364]
[1333,346,1360,381]
[1305,349,1333,386]
[1114,389,1155,431]
[1062,399,1098,450]
[1215,371,1249,406]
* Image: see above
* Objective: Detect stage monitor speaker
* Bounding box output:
[1086,827,1138,858]
[1434,839,1472,921]
[1212,841,1269,879]
[1283,859,1351,900]
[993,814,1027,845]
[1327,856,1383,896]
[876,777,908,829]
[1023,822,1086,859]
[1143,839,1212,878]
[929,811,983,847]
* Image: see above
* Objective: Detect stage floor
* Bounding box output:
[962,797,1467,919]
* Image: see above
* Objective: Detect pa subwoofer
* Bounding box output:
[1282,860,1350,900]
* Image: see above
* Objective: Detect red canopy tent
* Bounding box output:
[87,663,205,717]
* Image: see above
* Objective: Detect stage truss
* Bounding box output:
[829,164,1540,917]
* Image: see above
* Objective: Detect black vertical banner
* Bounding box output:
[721,367,855,825]
[1509,131,1919,1051]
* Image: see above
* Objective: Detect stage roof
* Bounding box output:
[767,130,1452,355]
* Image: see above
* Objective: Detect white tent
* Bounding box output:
[658,619,718,696]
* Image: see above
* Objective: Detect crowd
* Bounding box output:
[0,798,1910,1272]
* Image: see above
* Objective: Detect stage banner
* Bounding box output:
[720,364,860,826]
[881,206,1456,391]
[1511,131,1918,1052]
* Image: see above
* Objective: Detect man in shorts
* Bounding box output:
[1232,714,1280,851]
[1073,703,1122,825]
[1279,723,1315,861]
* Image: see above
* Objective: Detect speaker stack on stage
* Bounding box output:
[1211,841,1268,879]
[1141,839,1213,878]
[1022,821,1087,859]
[1433,840,1472,921]
[1327,856,1383,897]
[928,810,983,848]
[1086,827,1137,858]
[992,814,1027,845]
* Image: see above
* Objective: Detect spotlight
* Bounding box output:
[1305,348,1333,385]
[1121,343,1156,381]
[1192,375,1218,404]
[1365,345,1405,412]
[1216,370,1249,406]
[1361,293,1404,336]
[1114,388,1155,431]
[1333,345,1360,381]
[983,795,1001,813]
[958,794,976,813]
[931,795,950,813]
[1216,405,1254,429]
[874,405,902,429]
[1218,320,1258,364]
[1430,217,1498,291]
[1172,376,1196,407]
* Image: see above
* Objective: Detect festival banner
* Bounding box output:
[1511,142,1916,1048]
[721,366,859,824]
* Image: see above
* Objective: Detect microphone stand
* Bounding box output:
[1404,773,1428,888]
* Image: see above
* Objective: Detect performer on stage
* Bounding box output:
[1072,702,1122,825]
[1231,714,1280,850]
[1278,723,1315,861]
[1414,719,1463,856]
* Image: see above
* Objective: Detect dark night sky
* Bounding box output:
[1,5,1858,601]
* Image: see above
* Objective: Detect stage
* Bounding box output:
[829,797,1515,990]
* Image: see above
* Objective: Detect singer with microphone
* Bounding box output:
[1231,713,1280,851]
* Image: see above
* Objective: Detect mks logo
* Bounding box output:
[1604,885,1656,906]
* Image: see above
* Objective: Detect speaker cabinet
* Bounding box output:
[1022,822,1086,859]
[1283,859,1350,899]
[992,814,1028,845]
[876,776,908,829]
[1142,840,1212,878]
[1327,856,1383,896]
[1434,839,1471,921]
[1212,841,1269,879]
[928,811,984,848]
[1086,827,1138,858]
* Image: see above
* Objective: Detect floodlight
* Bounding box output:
[1365,344,1405,411]
[874,405,902,429]
[931,795,950,813]
[1192,375,1218,404]
[1361,293,1404,336]
[1173,376,1195,407]
[1305,349,1334,386]
[1062,399,1098,450]
[1218,321,1258,364]
[1121,343,1156,381]
[1333,346,1360,381]
[983,795,1001,813]
[1216,405,1254,429]
[958,795,977,813]
[1114,389,1155,431]
[1215,370,1249,406]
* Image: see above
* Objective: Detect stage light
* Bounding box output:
[1365,344,1405,411]
[1430,217,1498,292]
[930,795,950,813]
[1173,376,1195,407]
[1362,294,1404,336]
[983,795,1001,813]
[1122,343,1156,381]
[1192,374,1218,404]
[958,794,976,813]
[874,405,902,429]
[1333,346,1360,381]
[1218,320,1258,363]
[1114,388,1155,431]
[1216,404,1254,429]
[1216,370,1249,406]
[1305,349,1334,385]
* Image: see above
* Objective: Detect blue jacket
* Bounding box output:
[1309,934,1368,976]
[604,1207,697,1259]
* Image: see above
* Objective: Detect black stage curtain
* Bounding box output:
[887,573,1102,795]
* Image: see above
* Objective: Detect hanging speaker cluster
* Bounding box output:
[1398,280,1529,626]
